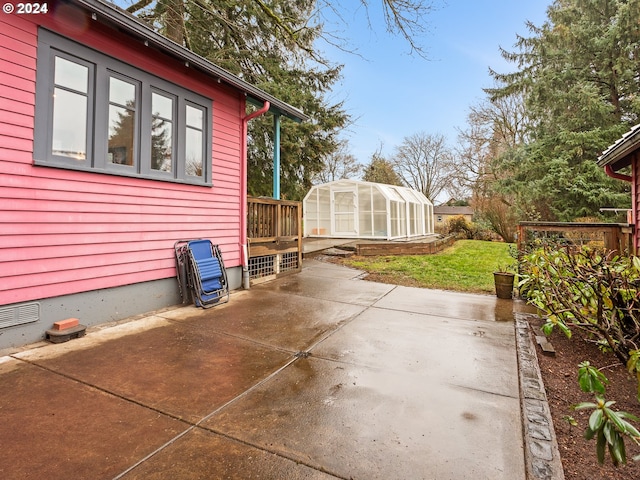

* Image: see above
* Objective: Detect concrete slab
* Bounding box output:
[262,272,394,306]
[373,285,533,322]
[121,428,337,480]
[163,289,367,352]
[16,321,292,423]
[312,307,519,397]
[296,258,365,280]
[203,356,523,480]
[0,358,185,480]
[0,258,531,479]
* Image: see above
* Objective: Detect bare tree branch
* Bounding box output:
[392,131,453,202]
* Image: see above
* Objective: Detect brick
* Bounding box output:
[53,318,80,330]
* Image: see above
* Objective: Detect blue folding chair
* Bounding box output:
[175,239,229,308]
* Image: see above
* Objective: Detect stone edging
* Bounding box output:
[515,313,565,480]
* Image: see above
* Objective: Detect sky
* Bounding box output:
[316,1,551,166]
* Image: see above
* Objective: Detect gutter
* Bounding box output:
[240,101,271,289]
[604,165,632,182]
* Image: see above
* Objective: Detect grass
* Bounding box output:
[341,239,514,294]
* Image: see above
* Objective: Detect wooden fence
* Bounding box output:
[517,222,635,255]
[247,197,302,283]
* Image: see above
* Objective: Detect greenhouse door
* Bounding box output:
[332,189,358,236]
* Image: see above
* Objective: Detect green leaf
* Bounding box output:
[578,374,593,393]
[577,362,608,394]
[609,429,626,466]
[605,408,626,433]
[541,321,554,336]
[619,411,640,424]
[589,409,604,432]
[574,402,598,411]
[603,421,615,446]
[597,428,606,464]
[621,419,640,439]
[557,320,572,338]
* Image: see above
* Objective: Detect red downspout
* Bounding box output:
[604,164,632,183]
[240,101,270,289]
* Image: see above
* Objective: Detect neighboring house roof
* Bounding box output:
[433,206,474,216]
[76,0,309,122]
[597,123,640,169]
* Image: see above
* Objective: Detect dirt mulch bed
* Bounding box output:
[529,316,640,479]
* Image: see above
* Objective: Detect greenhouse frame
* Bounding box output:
[303,180,435,240]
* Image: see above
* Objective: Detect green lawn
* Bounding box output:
[342,239,514,294]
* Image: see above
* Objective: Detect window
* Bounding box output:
[107,75,138,168]
[35,29,212,185]
[150,91,174,173]
[52,56,91,161]
[185,104,205,177]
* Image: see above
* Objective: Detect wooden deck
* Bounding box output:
[247,197,302,283]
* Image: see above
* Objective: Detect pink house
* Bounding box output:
[598,124,640,254]
[0,0,306,349]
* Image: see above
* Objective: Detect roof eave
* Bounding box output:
[75,0,309,122]
[597,124,640,169]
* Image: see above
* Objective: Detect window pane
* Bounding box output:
[185,127,203,176]
[334,192,355,213]
[109,77,135,106]
[151,93,173,172]
[52,87,86,159]
[151,119,172,172]
[186,105,203,129]
[54,56,88,93]
[108,105,135,166]
[108,76,136,167]
[152,92,173,119]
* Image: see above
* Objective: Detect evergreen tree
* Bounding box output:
[311,139,361,184]
[362,149,403,186]
[124,0,436,199]
[485,0,637,220]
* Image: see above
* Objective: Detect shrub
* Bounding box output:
[519,244,640,366]
[446,215,477,239]
[573,361,640,466]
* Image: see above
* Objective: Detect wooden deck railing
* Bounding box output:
[517,221,635,255]
[247,197,303,283]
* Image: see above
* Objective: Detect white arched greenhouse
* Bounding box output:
[303,180,434,240]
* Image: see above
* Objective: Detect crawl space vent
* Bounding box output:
[0,303,40,329]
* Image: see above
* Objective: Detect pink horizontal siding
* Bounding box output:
[634,155,640,253]
[0,11,244,305]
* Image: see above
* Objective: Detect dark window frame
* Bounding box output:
[34,29,213,186]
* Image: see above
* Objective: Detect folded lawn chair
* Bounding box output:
[174,240,191,304]
[174,239,229,308]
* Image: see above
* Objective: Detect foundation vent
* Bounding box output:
[0,303,40,329]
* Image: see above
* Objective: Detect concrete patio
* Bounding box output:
[1,259,535,479]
